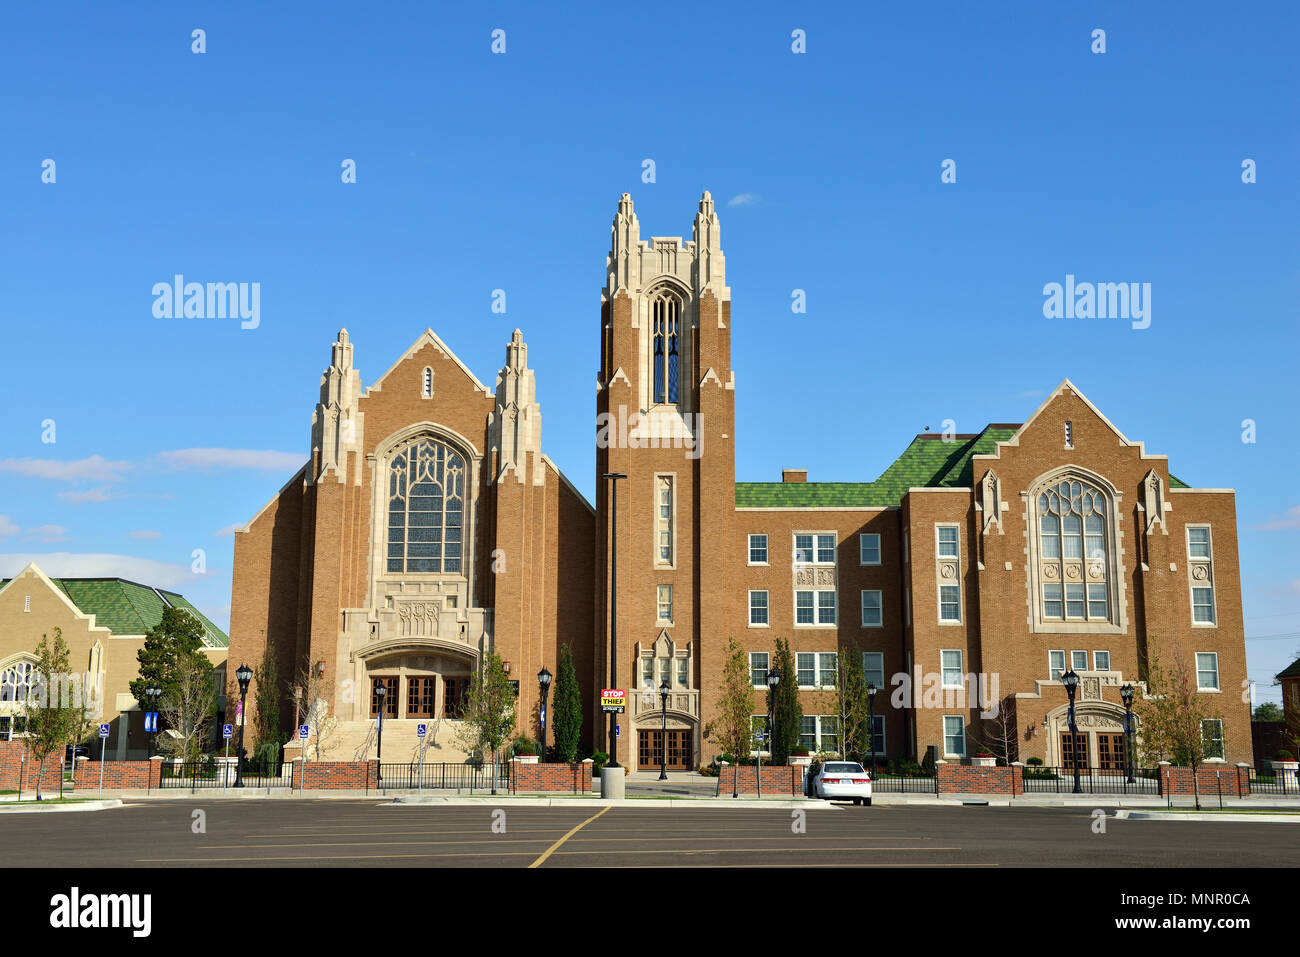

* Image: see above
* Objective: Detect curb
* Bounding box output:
[0,799,122,814]
[1114,809,1300,823]
[388,796,834,809]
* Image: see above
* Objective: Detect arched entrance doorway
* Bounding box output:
[1044,699,1138,772]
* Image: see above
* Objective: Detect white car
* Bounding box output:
[812,761,873,805]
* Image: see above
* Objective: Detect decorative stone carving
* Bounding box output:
[1142,470,1166,535]
[1088,560,1105,580]
[1065,564,1082,580]
[980,470,1003,535]
[940,564,957,580]
[488,329,544,485]
[1192,564,1209,581]
[1081,677,1101,700]
[1043,563,1060,581]
[395,600,439,637]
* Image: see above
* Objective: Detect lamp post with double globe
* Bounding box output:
[538,667,552,762]
[233,664,252,788]
[1061,669,1082,794]
[658,679,670,781]
[1120,683,1136,784]
[867,682,879,778]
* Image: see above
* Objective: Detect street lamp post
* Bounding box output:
[867,682,878,778]
[658,679,670,781]
[603,472,626,768]
[145,682,161,759]
[1061,669,1081,794]
[233,663,252,788]
[766,668,780,763]
[375,681,386,783]
[1120,683,1136,784]
[538,667,552,762]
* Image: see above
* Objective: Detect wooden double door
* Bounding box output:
[1060,732,1129,772]
[638,729,693,770]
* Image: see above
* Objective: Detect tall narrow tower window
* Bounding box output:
[422,367,433,399]
[655,475,674,566]
[652,294,681,404]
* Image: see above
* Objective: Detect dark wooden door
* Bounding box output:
[407,677,436,718]
[370,677,398,718]
[1097,733,1126,772]
[638,729,692,770]
[1060,732,1090,771]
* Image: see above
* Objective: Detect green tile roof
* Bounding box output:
[0,577,227,648]
[737,423,1192,508]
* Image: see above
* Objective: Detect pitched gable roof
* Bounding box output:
[365,328,490,397]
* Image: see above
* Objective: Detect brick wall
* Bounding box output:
[292,760,379,790]
[0,740,67,793]
[1159,763,1248,798]
[508,760,595,793]
[935,762,1023,795]
[716,765,804,796]
[71,756,160,791]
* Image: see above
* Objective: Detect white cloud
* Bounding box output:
[0,515,19,538]
[129,530,162,540]
[156,449,305,472]
[0,553,211,590]
[1253,506,1300,532]
[0,455,131,482]
[727,193,759,207]
[24,525,69,543]
[1016,389,1045,399]
[57,487,119,504]
[214,523,242,538]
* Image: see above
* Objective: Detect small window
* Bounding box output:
[1187,526,1211,560]
[1201,719,1224,759]
[1043,584,1064,619]
[943,715,966,757]
[860,590,883,627]
[422,367,433,398]
[749,590,769,626]
[939,585,961,622]
[657,585,673,623]
[796,653,816,687]
[818,653,839,688]
[1049,650,1066,680]
[748,534,768,564]
[1192,587,1216,625]
[859,533,881,565]
[675,656,687,688]
[1065,584,1086,620]
[815,534,836,564]
[937,526,959,559]
[817,591,837,625]
[902,530,909,563]
[798,715,817,750]
[641,656,654,684]
[1093,650,1111,672]
[1087,583,1108,619]
[23,595,30,613]
[794,534,814,565]
[795,591,815,625]
[862,652,884,690]
[868,714,885,755]
[941,650,963,688]
[1195,652,1220,691]
[1071,650,1088,671]
[1064,420,1074,448]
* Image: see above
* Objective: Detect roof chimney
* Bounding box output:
[782,469,807,484]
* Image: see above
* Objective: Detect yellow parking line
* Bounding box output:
[529,806,610,869]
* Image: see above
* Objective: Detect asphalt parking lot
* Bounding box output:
[2,800,1294,867]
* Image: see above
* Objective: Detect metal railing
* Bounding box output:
[157,760,290,789]
[1020,766,1160,795]
[866,770,938,794]
[376,762,511,791]
[1247,767,1300,796]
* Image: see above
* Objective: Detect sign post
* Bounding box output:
[222,724,233,790]
[98,723,110,791]
[298,725,309,792]
[416,723,427,793]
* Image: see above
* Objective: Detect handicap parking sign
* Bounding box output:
[299,724,310,739]
[222,724,233,739]
[615,724,620,737]
[98,723,110,738]
[416,723,427,738]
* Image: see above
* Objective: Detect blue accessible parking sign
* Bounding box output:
[98,724,110,738]
[222,724,233,739]
[299,725,310,739]
[416,723,427,738]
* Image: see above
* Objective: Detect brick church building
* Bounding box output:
[228,192,1251,771]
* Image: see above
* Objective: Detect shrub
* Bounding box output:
[898,760,923,777]
[1275,750,1294,761]
[791,746,810,757]
[1025,756,1044,766]
[511,736,537,757]
[698,763,719,777]
[590,751,608,776]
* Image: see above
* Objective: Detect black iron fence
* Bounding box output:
[867,770,939,794]
[1247,766,1300,796]
[157,759,290,789]
[376,762,511,791]
[1020,766,1160,796]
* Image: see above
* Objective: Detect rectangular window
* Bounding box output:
[819,715,840,755]
[1049,650,1066,680]
[749,590,769,626]
[794,534,814,565]
[902,530,909,563]
[1086,583,1108,619]
[370,676,399,718]
[817,591,837,625]
[659,657,671,688]
[818,653,839,688]
[656,476,674,566]
[937,525,959,559]
[1071,650,1088,672]
[943,715,966,757]
[903,587,911,627]
[442,677,469,719]
[941,650,963,688]
[796,653,816,687]
[795,591,815,625]
[860,590,883,627]
[816,533,836,564]
[939,585,961,622]
[859,533,881,565]
[749,652,770,688]
[1043,583,1064,619]
[676,656,688,688]
[1187,526,1211,560]
[868,715,885,756]
[641,656,654,684]
[1093,650,1111,672]
[1201,718,1224,759]
[23,595,30,613]
[1192,587,1216,624]
[862,652,884,690]
[1196,652,1220,691]
[798,715,817,750]
[657,585,673,623]
[1065,584,1086,619]
[748,533,768,565]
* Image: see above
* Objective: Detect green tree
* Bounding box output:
[833,652,870,761]
[453,652,517,793]
[254,644,283,750]
[711,638,755,770]
[1253,701,1283,722]
[23,629,85,801]
[551,643,583,763]
[768,638,802,765]
[130,606,214,709]
[1135,640,1224,810]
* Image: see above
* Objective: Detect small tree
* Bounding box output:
[293,656,338,761]
[711,638,755,770]
[157,655,218,763]
[551,643,583,763]
[253,644,283,751]
[833,653,870,762]
[769,638,802,765]
[23,629,84,801]
[453,652,517,792]
[967,696,1018,765]
[1135,641,1223,810]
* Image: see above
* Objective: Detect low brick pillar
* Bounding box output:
[293,760,379,790]
[1236,763,1251,797]
[508,760,596,793]
[935,761,1019,795]
[716,765,804,796]
[73,757,156,790]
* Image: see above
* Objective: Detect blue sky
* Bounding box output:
[1,2,1296,702]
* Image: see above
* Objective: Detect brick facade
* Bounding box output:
[716,765,805,796]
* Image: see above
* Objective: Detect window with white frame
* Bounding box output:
[748,533,768,565]
[939,585,961,622]
[1070,650,1088,672]
[1033,477,1115,624]
[23,595,31,612]
[943,715,966,757]
[0,661,36,703]
[795,652,838,688]
[860,590,883,628]
[1187,526,1212,559]
[796,653,816,687]
[818,715,840,754]
[641,655,654,686]
[1093,650,1111,672]
[1192,588,1216,624]
[859,533,881,565]
[656,476,674,566]
[862,652,884,690]
[1196,652,1220,691]
[795,589,836,625]
[749,590,769,626]
[676,656,688,688]
[868,715,885,756]
[1049,650,1066,680]
[1187,524,1217,626]
[818,653,838,688]
[937,525,959,559]
[422,367,433,398]
[798,715,817,750]
[941,650,963,688]
[749,652,770,688]
[1201,718,1225,759]
[657,585,673,623]
[795,532,836,565]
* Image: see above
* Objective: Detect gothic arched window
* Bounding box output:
[652,293,681,405]
[0,661,35,703]
[1034,477,1112,623]
[386,438,466,574]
